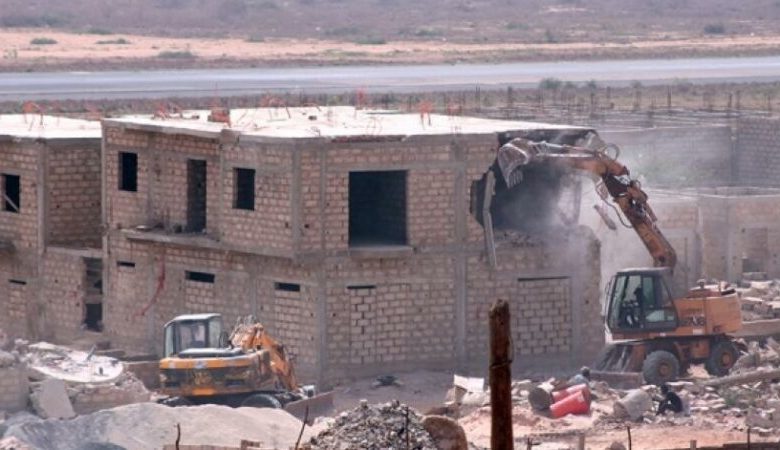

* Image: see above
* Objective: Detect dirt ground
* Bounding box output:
[6,28,780,71]
[324,369,777,450]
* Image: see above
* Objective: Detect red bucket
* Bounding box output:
[549,389,591,418]
[552,383,590,403]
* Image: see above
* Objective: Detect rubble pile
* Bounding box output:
[17,341,153,417]
[738,279,780,320]
[3,403,305,450]
[304,401,438,450]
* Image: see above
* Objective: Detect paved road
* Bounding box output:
[3,55,780,101]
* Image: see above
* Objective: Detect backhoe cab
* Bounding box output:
[606,268,678,336]
[163,313,229,358]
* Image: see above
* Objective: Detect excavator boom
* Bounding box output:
[497,137,677,269]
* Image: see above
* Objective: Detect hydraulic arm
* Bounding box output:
[496,137,677,269]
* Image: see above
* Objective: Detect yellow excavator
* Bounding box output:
[158,313,333,420]
[496,136,743,385]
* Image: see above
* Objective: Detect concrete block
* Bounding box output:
[30,378,75,419]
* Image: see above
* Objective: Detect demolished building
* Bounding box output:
[0,115,103,343]
[100,107,605,382]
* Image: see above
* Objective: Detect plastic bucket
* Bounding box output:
[552,383,590,403]
[549,389,591,418]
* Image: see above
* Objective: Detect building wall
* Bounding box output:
[103,127,295,256]
[736,117,780,187]
[102,125,605,384]
[46,141,102,247]
[0,138,102,343]
[41,249,89,342]
[602,126,733,188]
[0,140,42,253]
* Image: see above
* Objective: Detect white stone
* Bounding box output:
[30,379,76,420]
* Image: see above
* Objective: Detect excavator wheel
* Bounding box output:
[705,340,739,377]
[241,393,282,409]
[642,350,680,386]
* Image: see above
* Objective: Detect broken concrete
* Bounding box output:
[5,403,304,450]
[303,401,437,450]
[421,415,468,450]
[30,379,76,420]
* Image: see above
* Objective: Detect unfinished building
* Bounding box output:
[100,107,604,382]
[0,115,102,343]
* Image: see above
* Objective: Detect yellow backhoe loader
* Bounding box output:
[158,313,333,420]
[497,136,743,385]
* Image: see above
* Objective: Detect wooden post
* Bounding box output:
[577,434,586,450]
[490,299,513,450]
[689,440,697,449]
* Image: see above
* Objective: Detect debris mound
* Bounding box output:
[304,401,437,450]
[5,403,304,450]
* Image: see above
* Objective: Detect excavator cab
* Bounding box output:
[606,268,678,335]
[163,313,226,357]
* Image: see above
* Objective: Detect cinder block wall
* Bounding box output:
[0,364,29,413]
[736,118,780,186]
[102,123,605,383]
[0,137,102,342]
[46,141,102,247]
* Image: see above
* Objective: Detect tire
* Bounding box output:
[642,350,680,386]
[705,340,739,376]
[241,393,282,409]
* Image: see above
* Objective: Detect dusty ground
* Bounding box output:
[323,369,777,450]
[6,28,780,71]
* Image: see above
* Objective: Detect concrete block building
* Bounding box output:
[101,107,604,383]
[0,115,102,342]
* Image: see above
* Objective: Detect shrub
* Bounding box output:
[246,35,265,43]
[325,27,361,37]
[704,23,726,34]
[96,38,130,45]
[355,36,387,45]
[86,27,113,35]
[157,50,196,59]
[538,77,562,90]
[414,27,441,37]
[30,37,58,45]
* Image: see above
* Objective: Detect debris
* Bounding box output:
[29,378,76,420]
[529,382,555,411]
[453,375,484,393]
[613,389,652,421]
[0,437,32,450]
[24,342,123,384]
[421,415,468,450]
[703,367,780,387]
[5,403,304,450]
[302,401,437,450]
[372,375,401,388]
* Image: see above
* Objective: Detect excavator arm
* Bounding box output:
[230,320,300,391]
[497,137,677,270]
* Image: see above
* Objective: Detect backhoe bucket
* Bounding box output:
[591,343,646,388]
[284,391,335,423]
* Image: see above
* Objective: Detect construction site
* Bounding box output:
[0,98,778,449]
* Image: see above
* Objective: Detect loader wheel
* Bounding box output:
[241,393,282,409]
[705,340,739,376]
[642,350,680,386]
